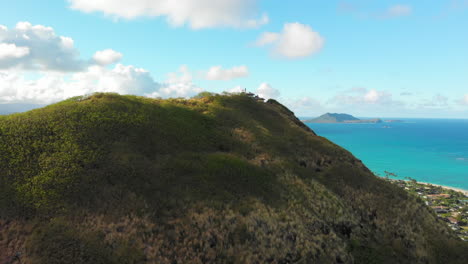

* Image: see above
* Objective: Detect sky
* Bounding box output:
[0,0,467,118]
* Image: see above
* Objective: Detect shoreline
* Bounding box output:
[417,181,468,196]
[390,179,468,196]
[390,178,468,241]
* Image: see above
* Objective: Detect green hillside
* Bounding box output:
[0,93,466,263]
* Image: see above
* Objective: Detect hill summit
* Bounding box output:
[0,93,466,263]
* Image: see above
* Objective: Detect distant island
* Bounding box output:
[303,113,402,124]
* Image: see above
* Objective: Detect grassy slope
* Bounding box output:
[0,93,466,263]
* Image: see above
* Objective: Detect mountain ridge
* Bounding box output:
[0,93,466,263]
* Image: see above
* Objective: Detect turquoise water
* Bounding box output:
[306,119,468,190]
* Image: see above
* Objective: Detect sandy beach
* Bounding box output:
[417,181,468,196]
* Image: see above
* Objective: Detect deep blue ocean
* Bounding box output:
[305,119,468,190]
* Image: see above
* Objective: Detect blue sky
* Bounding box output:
[0,0,467,118]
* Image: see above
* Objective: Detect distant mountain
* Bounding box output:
[304,113,382,123]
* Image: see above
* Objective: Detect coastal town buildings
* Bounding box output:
[387,179,468,241]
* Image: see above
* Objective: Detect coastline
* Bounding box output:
[417,181,468,196]
[391,179,468,196]
[389,178,468,241]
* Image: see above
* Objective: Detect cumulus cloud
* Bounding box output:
[0,64,159,104]
[224,83,279,99]
[255,32,279,46]
[226,85,245,94]
[204,65,249,81]
[256,83,280,99]
[256,23,324,59]
[330,87,399,106]
[429,94,448,107]
[0,63,206,104]
[283,96,324,116]
[0,22,206,104]
[363,89,381,103]
[93,49,123,65]
[408,94,456,109]
[459,94,468,105]
[147,65,203,98]
[68,0,268,29]
[0,43,30,60]
[0,22,85,71]
[0,22,154,103]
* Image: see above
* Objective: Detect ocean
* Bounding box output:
[305,119,468,190]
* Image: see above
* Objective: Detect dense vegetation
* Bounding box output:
[0,93,467,263]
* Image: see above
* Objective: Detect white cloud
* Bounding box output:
[147,65,203,98]
[284,96,324,116]
[331,88,398,106]
[385,5,412,18]
[226,85,245,94]
[0,43,30,59]
[0,22,85,71]
[364,89,381,103]
[461,94,468,105]
[256,23,324,59]
[433,94,448,106]
[60,36,74,49]
[68,0,268,29]
[0,63,206,104]
[255,32,279,46]
[416,94,452,109]
[400,92,413,96]
[283,92,466,118]
[0,71,65,104]
[204,65,249,81]
[81,64,158,95]
[93,49,123,65]
[0,22,206,104]
[256,83,280,99]
[0,64,159,104]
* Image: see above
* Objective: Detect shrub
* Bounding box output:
[26,219,144,264]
